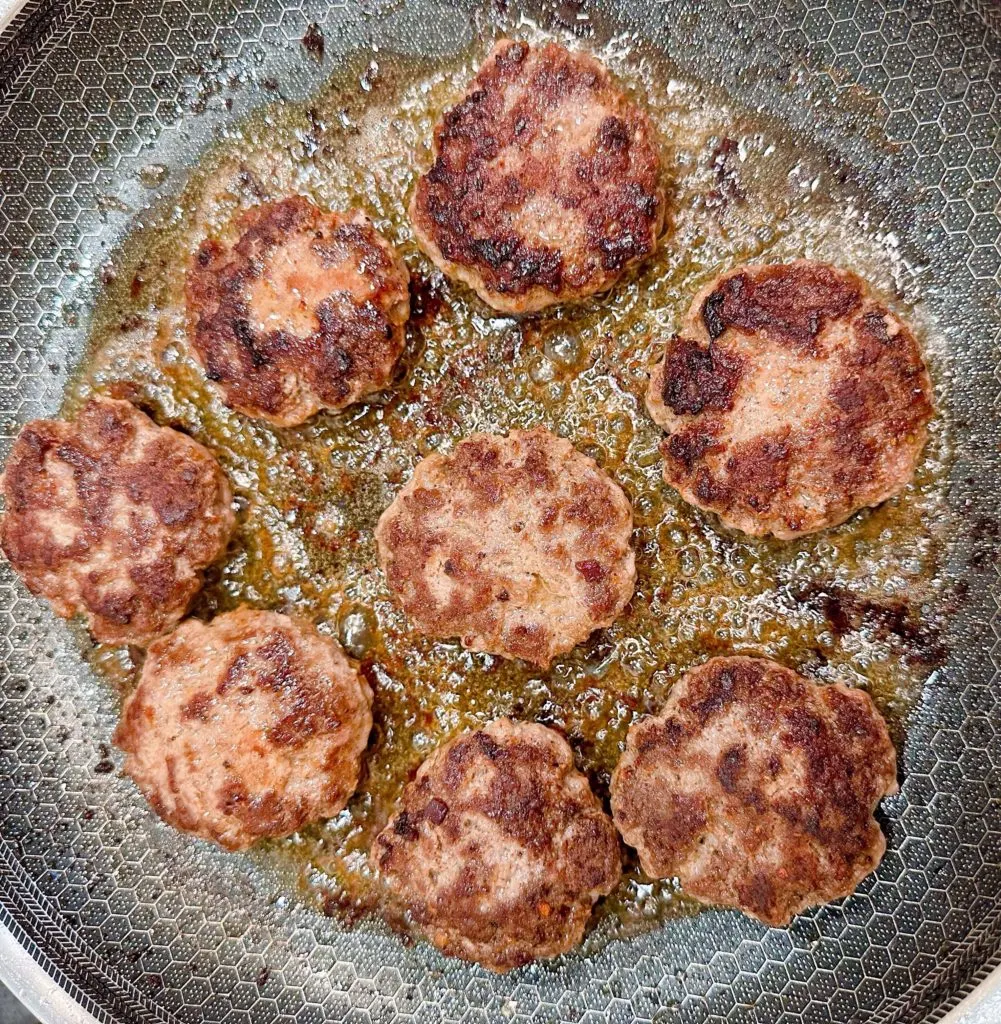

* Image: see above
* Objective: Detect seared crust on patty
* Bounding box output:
[0,397,234,645]
[646,261,934,538]
[610,656,898,926]
[410,40,665,314]
[115,607,373,851]
[186,196,410,426]
[375,428,635,668]
[371,718,621,971]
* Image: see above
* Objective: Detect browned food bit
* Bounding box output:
[186,196,410,426]
[370,718,621,971]
[645,260,934,538]
[610,656,898,926]
[374,427,635,668]
[301,22,324,61]
[410,39,666,314]
[115,607,373,851]
[0,397,234,645]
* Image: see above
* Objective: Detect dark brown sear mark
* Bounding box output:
[700,261,863,351]
[661,335,744,415]
[301,23,324,61]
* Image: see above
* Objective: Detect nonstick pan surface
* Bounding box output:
[0,1,1000,1022]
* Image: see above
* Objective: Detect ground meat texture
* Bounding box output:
[0,397,234,645]
[186,197,410,426]
[410,39,666,314]
[114,608,373,851]
[370,718,621,971]
[610,656,898,927]
[374,427,635,668]
[645,261,934,538]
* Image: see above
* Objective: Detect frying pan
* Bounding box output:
[0,0,1000,1022]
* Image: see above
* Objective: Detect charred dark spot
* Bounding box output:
[547,0,591,34]
[409,271,446,326]
[661,335,744,416]
[473,730,503,760]
[706,137,745,215]
[795,582,947,666]
[970,516,1001,570]
[501,41,528,64]
[118,313,147,333]
[723,434,791,512]
[702,289,727,340]
[393,810,419,840]
[597,115,631,152]
[690,660,760,724]
[181,691,213,721]
[665,425,723,471]
[693,466,728,504]
[716,744,746,793]
[701,264,863,350]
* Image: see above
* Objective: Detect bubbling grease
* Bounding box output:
[76,27,951,945]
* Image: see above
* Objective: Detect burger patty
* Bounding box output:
[374,427,635,668]
[186,196,410,426]
[115,607,373,851]
[645,260,934,537]
[410,39,666,314]
[610,655,898,926]
[371,718,621,971]
[0,397,234,645]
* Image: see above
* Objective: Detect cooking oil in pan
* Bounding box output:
[75,29,952,943]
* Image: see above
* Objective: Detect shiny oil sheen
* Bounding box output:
[71,27,951,944]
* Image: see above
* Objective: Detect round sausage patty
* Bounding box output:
[0,397,233,646]
[115,607,373,851]
[645,261,934,537]
[371,718,621,971]
[610,656,898,926]
[375,428,635,668]
[410,39,665,314]
[186,196,410,426]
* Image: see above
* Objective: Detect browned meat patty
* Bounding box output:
[410,39,666,314]
[610,656,898,926]
[370,718,621,971]
[374,427,635,668]
[115,607,373,851]
[186,196,410,426]
[645,261,934,538]
[0,397,234,646]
